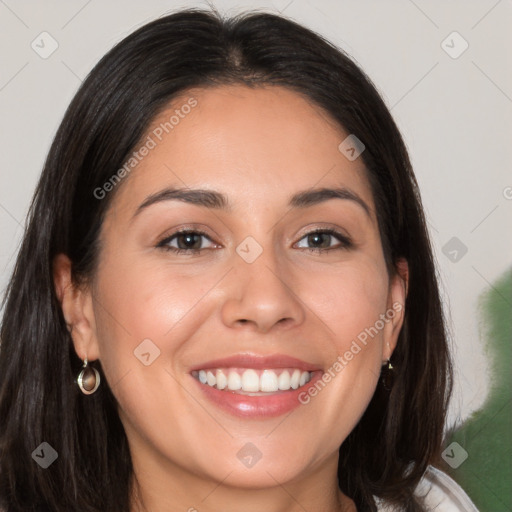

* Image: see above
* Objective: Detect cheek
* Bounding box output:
[91,251,224,382]
[295,258,389,438]
[305,257,389,348]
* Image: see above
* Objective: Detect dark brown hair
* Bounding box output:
[0,7,452,511]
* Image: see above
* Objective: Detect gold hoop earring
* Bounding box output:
[77,358,100,395]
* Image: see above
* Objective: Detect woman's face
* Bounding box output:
[64,85,406,497]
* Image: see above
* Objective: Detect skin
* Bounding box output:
[54,84,408,512]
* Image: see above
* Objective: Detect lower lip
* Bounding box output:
[190,371,323,418]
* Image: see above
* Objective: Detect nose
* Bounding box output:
[220,245,306,333]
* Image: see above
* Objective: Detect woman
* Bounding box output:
[0,7,477,512]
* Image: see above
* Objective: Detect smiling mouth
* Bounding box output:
[191,367,314,394]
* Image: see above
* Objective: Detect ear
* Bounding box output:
[53,253,100,362]
[382,258,409,361]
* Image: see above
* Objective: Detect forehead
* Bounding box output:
[109,84,374,217]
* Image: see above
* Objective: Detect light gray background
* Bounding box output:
[1,0,511,429]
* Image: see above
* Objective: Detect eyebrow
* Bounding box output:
[132,186,371,219]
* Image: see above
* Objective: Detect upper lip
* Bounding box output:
[189,353,323,372]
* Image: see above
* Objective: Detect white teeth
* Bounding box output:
[278,370,291,390]
[290,369,301,389]
[195,368,313,393]
[241,369,259,392]
[227,371,242,390]
[260,369,279,392]
[206,371,216,387]
[216,369,227,390]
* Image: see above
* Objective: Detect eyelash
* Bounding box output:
[156,228,353,255]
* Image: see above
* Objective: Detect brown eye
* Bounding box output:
[307,232,331,249]
[295,229,352,252]
[157,230,216,254]
[175,233,203,250]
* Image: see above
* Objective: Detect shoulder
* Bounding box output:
[414,466,479,511]
[375,465,479,511]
